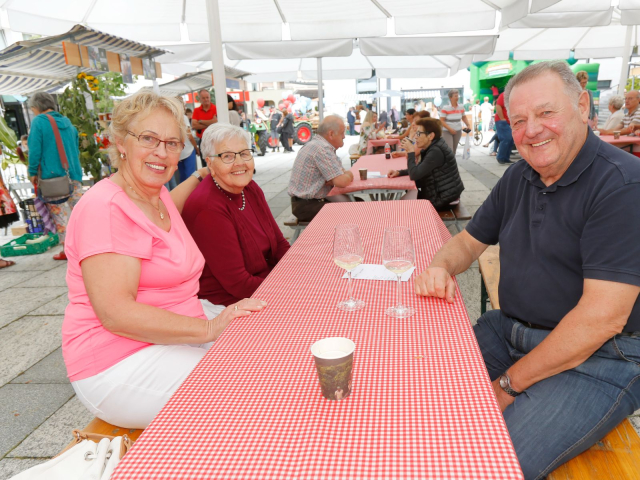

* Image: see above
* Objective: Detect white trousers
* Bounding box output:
[72,299,225,429]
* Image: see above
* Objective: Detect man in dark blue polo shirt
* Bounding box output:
[415,61,640,479]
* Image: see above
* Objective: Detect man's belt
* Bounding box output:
[515,318,640,337]
[514,318,554,331]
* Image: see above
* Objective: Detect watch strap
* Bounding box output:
[499,373,520,397]
[191,171,203,182]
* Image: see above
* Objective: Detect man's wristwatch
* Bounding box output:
[498,373,521,397]
[191,171,203,182]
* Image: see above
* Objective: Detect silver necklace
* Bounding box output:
[121,174,165,220]
[213,178,245,211]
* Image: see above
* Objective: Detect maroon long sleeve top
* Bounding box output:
[182,175,290,306]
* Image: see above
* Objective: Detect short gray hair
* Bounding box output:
[201,123,250,158]
[29,92,57,112]
[505,61,582,113]
[317,115,345,136]
[447,89,459,99]
[609,94,624,111]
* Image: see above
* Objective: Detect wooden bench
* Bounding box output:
[437,200,472,233]
[60,417,144,456]
[79,417,144,442]
[284,215,309,244]
[478,246,640,479]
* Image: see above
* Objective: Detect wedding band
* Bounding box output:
[234,305,238,311]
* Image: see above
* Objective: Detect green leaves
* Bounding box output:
[59,76,105,180]
[0,115,20,170]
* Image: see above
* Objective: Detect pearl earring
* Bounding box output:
[120,153,125,159]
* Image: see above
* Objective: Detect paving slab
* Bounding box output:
[0,270,40,293]
[0,247,63,273]
[13,264,67,288]
[629,415,640,436]
[27,293,69,316]
[455,267,482,325]
[11,348,68,385]
[0,316,64,387]
[8,396,93,458]
[0,383,74,458]
[0,287,67,329]
[0,459,46,480]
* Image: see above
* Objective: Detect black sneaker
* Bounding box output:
[498,160,515,165]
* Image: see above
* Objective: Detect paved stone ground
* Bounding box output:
[1,136,639,479]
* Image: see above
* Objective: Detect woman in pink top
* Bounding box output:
[63,91,265,428]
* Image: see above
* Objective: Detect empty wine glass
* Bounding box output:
[333,224,365,311]
[382,226,415,318]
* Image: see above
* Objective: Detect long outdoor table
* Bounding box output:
[112,200,523,480]
[329,153,417,200]
[599,134,640,154]
[367,137,400,154]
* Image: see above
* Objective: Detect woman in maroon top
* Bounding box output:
[183,124,290,315]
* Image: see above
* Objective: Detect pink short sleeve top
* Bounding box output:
[62,178,206,382]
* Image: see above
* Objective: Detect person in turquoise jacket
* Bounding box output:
[27,92,84,260]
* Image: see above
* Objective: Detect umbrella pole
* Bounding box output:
[317,58,324,122]
[205,0,229,123]
[619,25,633,95]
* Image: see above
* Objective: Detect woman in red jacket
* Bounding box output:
[182,124,290,317]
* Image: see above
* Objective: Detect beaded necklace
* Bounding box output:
[213,177,245,211]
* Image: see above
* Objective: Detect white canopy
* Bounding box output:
[6,0,625,44]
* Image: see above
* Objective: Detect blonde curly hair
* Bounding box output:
[108,91,186,168]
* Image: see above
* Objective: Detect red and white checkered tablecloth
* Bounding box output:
[367,138,401,155]
[112,201,523,480]
[329,154,417,196]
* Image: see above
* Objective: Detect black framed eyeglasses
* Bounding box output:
[127,131,184,153]
[212,149,254,164]
[415,131,427,137]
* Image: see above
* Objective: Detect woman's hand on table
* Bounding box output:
[388,170,400,178]
[414,267,457,303]
[208,298,267,341]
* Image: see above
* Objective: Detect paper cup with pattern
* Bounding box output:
[311,337,355,401]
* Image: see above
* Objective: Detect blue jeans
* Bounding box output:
[178,149,197,183]
[474,310,640,479]
[348,122,356,135]
[495,120,514,163]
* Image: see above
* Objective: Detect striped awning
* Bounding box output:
[0,24,168,95]
[153,68,250,96]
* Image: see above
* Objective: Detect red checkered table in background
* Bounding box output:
[112,200,523,480]
[367,138,401,155]
[330,154,417,200]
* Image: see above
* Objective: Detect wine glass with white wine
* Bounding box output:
[333,224,365,311]
[382,226,415,318]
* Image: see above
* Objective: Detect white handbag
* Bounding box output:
[461,133,471,161]
[10,430,131,480]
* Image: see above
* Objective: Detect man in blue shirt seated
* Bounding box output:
[414,61,640,480]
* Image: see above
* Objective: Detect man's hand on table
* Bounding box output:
[491,378,516,412]
[388,170,400,178]
[391,151,406,158]
[414,267,457,303]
